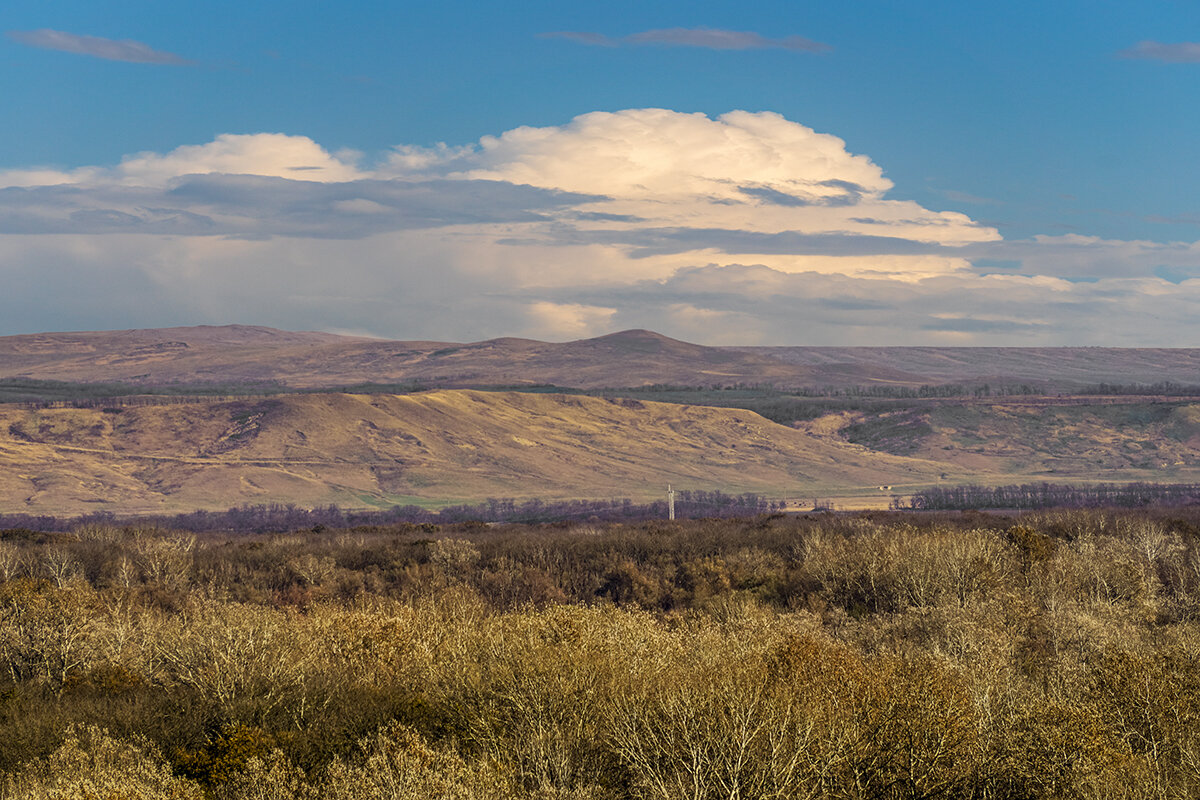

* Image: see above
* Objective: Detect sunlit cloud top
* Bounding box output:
[1,103,1197,345]
[0,110,996,280]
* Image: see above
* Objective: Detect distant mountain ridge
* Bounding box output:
[3,325,1200,391]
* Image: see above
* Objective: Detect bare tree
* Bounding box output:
[42,546,80,590]
[0,541,25,582]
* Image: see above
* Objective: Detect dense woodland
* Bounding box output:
[4,508,1200,798]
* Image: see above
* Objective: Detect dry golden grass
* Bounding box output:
[0,391,954,514]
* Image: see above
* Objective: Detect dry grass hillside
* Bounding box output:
[835,398,1200,482]
[10,325,1200,514]
[0,390,952,514]
[0,326,819,389]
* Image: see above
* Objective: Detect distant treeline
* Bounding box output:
[0,377,1051,410]
[437,491,781,525]
[833,382,1041,398]
[0,491,782,534]
[1082,381,1200,396]
[906,481,1200,510]
[15,375,1200,413]
[0,378,294,407]
[618,382,1041,399]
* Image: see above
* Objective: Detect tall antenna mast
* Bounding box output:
[668,484,675,521]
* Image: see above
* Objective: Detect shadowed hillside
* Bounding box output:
[740,344,1200,390]
[837,398,1200,476]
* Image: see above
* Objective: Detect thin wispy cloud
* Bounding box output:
[539,31,618,47]
[540,27,831,53]
[6,29,191,65]
[629,28,831,52]
[1117,40,1200,63]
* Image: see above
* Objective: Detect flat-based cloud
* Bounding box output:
[0,110,996,275]
[1,108,1198,344]
[6,29,191,65]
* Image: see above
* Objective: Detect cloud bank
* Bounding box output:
[1,109,1198,344]
[6,29,191,65]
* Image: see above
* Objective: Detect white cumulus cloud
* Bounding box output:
[385,109,998,279]
[1,109,1198,344]
[523,301,618,339]
[0,133,363,188]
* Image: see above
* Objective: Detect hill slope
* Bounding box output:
[0,326,821,389]
[839,399,1200,478]
[740,345,1200,389]
[0,390,950,514]
[10,325,1200,391]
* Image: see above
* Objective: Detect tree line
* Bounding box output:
[1082,381,1200,396]
[0,492,782,535]
[905,481,1200,510]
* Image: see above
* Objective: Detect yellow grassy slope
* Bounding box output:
[0,391,955,514]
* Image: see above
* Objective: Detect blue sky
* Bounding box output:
[2,1,1200,344]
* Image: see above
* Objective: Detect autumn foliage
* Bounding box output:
[4,509,1200,798]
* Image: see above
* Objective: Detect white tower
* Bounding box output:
[668,484,675,520]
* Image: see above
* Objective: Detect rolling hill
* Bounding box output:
[7,325,1200,514]
[0,326,817,390]
[838,398,1200,479]
[6,325,1200,391]
[0,390,953,514]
